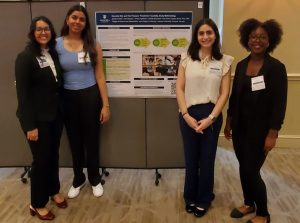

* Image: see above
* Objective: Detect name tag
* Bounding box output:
[251,75,265,91]
[78,52,91,63]
[209,61,222,76]
[36,56,49,68]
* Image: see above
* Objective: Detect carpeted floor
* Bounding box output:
[0,147,299,223]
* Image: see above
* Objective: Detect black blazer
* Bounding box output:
[15,47,62,132]
[227,54,287,134]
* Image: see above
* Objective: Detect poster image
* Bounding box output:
[142,54,180,77]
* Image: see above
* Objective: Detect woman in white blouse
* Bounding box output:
[176,18,233,218]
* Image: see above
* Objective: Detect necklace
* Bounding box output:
[199,50,212,67]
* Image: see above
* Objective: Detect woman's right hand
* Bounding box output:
[27,128,38,141]
[100,106,110,124]
[183,114,199,130]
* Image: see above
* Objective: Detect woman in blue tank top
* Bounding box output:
[56,5,110,199]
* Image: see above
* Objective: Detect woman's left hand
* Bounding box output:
[195,117,213,134]
[100,106,110,124]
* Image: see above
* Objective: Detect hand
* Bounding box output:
[183,114,198,130]
[195,117,212,134]
[224,116,232,140]
[100,106,110,124]
[264,129,278,155]
[27,128,38,141]
[224,124,232,140]
[264,135,277,155]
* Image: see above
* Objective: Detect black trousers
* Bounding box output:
[232,129,269,217]
[27,117,63,208]
[179,103,222,209]
[63,85,102,187]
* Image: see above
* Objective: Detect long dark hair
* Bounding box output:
[61,5,97,68]
[187,18,223,61]
[27,16,57,56]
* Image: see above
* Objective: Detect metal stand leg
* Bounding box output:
[20,166,31,184]
[100,168,109,185]
[155,168,161,186]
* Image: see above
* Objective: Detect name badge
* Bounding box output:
[209,61,222,76]
[78,52,91,63]
[251,75,265,91]
[36,56,49,68]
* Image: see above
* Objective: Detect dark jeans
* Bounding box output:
[233,130,269,217]
[63,85,102,187]
[179,103,222,209]
[27,116,63,208]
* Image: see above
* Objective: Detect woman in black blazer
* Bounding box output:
[15,16,67,220]
[224,19,287,223]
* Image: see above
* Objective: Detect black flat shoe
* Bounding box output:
[185,204,195,213]
[230,205,255,218]
[193,207,207,218]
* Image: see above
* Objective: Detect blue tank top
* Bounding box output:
[56,37,96,90]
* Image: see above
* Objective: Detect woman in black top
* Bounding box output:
[224,19,287,223]
[15,16,67,220]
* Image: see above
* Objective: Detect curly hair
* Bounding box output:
[238,18,283,53]
[187,18,223,61]
[61,5,97,68]
[27,16,57,56]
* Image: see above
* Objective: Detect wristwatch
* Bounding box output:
[208,114,216,122]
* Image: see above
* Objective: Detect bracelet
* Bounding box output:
[208,114,216,122]
[182,112,188,117]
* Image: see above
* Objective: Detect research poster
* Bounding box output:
[95,12,192,97]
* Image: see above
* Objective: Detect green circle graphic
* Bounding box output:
[134,39,141,46]
[172,39,179,46]
[153,39,160,46]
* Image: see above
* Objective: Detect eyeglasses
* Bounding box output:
[35,27,50,33]
[249,35,268,42]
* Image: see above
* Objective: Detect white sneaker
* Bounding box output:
[92,183,104,197]
[68,182,85,199]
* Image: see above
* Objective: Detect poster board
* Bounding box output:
[95,11,192,97]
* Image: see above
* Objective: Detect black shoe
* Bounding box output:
[230,205,255,218]
[185,204,195,213]
[193,207,207,217]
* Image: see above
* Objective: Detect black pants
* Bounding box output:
[232,130,269,217]
[63,85,102,187]
[27,117,63,208]
[179,103,222,209]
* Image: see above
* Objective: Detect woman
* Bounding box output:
[56,5,110,199]
[176,18,233,217]
[15,16,67,220]
[224,19,287,223]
